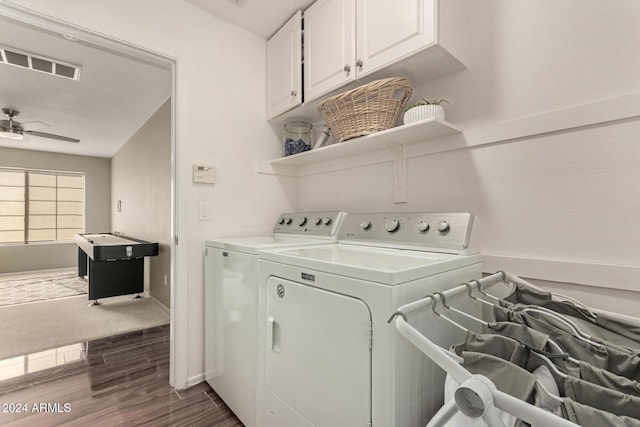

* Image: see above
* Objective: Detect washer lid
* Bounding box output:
[205,235,335,254]
[260,244,481,285]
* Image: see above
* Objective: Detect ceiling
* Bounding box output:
[0,15,171,158]
[185,0,314,39]
[0,0,310,158]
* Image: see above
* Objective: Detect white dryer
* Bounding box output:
[204,211,346,427]
[257,212,482,427]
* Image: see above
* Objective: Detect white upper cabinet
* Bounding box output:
[304,0,356,101]
[270,0,467,121]
[267,11,303,119]
[304,0,459,104]
[356,0,435,78]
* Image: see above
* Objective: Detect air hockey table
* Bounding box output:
[75,233,159,305]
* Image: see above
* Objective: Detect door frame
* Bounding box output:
[0,2,186,388]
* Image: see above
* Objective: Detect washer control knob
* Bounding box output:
[313,217,322,225]
[360,220,371,230]
[296,216,307,226]
[277,217,285,225]
[385,219,400,233]
[322,217,332,226]
[437,220,450,232]
[418,221,430,232]
[284,217,293,225]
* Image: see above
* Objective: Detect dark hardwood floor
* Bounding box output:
[0,324,244,426]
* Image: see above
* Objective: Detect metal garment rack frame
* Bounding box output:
[389,271,580,427]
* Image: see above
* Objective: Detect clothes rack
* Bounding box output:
[389,271,580,427]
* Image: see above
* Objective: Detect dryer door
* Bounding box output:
[264,276,371,426]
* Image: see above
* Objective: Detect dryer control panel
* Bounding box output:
[273,211,346,237]
[338,212,479,254]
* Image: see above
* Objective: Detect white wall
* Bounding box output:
[299,1,640,315]
[112,99,172,308]
[4,0,296,386]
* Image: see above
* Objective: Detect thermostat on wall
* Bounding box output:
[193,164,216,184]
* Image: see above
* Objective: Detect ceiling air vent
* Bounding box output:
[0,46,81,81]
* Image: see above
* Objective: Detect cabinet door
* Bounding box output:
[304,0,356,102]
[264,276,371,426]
[356,0,436,77]
[267,11,302,119]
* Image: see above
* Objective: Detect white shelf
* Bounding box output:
[267,118,462,168]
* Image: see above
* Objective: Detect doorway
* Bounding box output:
[0,5,177,385]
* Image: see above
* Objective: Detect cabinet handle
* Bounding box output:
[290,90,297,96]
[222,251,228,257]
[343,64,351,73]
[356,59,363,69]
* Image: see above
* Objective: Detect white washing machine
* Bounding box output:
[257,212,482,427]
[204,211,346,427]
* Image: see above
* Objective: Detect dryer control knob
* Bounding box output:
[284,217,293,225]
[296,216,307,226]
[385,219,400,232]
[322,217,332,226]
[313,217,322,225]
[360,220,371,230]
[277,217,285,225]
[437,220,450,232]
[418,221,430,232]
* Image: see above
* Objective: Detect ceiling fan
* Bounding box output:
[0,108,80,143]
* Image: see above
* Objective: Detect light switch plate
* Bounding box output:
[199,202,211,221]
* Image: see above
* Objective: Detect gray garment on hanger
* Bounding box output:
[505,300,640,353]
[460,351,537,402]
[494,305,640,380]
[560,398,640,427]
[563,375,640,420]
[453,331,531,366]
[575,360,640,397]
[503,283,640,345]
[486,321,549,352]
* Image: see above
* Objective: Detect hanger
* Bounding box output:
[427,293,467,333]
[534,378,563,407]
[517,305,592,339]
[465,280,497,308]
[516,307,603,349]
[531,350,568,380]
[434,291,489,328]
[476,274,601,347]
[463,282,593,361]
[504,272,598,319]
[551,293,598,319]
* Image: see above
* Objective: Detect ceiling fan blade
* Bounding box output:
[20,121,49,131]
[25,130,80,143]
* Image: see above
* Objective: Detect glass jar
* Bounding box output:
[283,122,313,156]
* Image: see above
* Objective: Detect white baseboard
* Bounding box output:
[482,254,639,293]
[150,295,170,314]
[186,373,205,389]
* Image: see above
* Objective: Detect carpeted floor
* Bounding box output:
[0,294,170,361]
[0,272,87,306]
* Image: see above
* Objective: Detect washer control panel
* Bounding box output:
[338,212,477,253]
[273,211,346,237]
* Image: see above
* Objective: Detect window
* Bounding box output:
[0,168,85,244]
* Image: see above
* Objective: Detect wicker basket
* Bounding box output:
[317,77,413,142]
